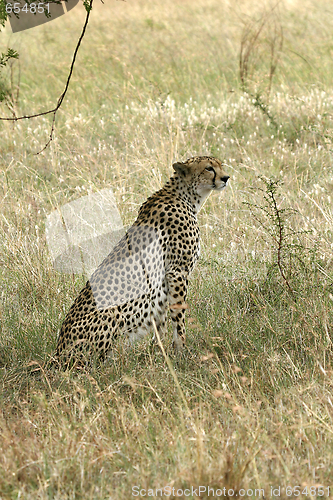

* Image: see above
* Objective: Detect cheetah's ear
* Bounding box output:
[173,162,189,177]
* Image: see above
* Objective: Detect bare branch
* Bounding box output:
[0,0,94,154]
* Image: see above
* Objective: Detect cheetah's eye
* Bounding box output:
[205,166,215,173]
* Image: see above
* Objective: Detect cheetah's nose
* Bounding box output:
[221,176,230,183]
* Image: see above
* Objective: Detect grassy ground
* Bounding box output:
[1,0,333,497]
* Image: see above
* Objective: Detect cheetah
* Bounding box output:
[56,156,229,364]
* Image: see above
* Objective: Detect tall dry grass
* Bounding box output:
[0,0,333,497]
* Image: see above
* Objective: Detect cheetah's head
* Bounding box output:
[173,156,230,196]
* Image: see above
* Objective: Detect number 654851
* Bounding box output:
[5,3,50,14]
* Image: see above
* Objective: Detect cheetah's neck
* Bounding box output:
[164,175,212,214]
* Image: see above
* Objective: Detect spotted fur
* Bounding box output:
[56,156,229,364]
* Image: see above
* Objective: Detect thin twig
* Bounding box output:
[269,188,294,295]
[239,2,282,130]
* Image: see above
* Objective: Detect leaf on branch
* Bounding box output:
[0,48,19,68]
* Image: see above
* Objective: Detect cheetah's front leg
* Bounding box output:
[166,270,188,351]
